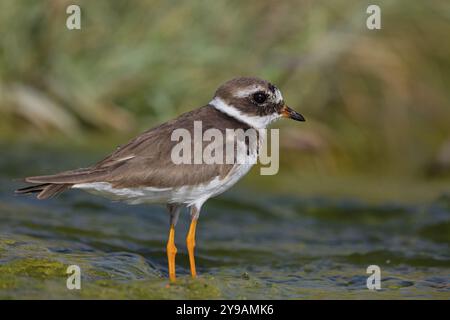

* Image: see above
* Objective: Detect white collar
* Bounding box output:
[209,97,280,129]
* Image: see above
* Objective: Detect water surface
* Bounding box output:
[0,146,449,299]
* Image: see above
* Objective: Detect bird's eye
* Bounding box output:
[252,91,267,104]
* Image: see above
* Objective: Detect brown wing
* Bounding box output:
[23,106,249,189]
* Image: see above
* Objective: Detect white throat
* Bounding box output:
[209,97,281,129]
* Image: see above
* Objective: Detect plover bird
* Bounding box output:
[16,77,305,282]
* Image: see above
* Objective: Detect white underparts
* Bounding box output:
[209,97,281,129]
[72,160,254,208]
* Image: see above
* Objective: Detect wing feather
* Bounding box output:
[21,106,250,189]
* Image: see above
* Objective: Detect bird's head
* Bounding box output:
[209,77,305,128]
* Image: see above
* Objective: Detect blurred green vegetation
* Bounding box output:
[0,0,450,180]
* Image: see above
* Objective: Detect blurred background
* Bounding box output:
[0,0,449,299]
[1,0,450,200]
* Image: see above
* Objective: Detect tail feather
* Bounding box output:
[15,183,48,194]
[24,168,107,184]
[16,161,125,200]
[15,183,72,199]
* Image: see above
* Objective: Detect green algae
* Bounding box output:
[0,258,66,279]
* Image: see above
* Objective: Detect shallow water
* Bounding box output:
[0,145,449,299]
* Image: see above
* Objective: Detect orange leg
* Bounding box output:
[166,224,177,282]
[186,218,198,278]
